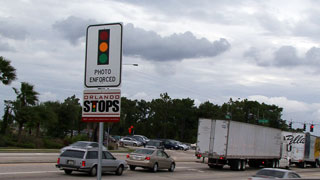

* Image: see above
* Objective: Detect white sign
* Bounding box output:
[85,23,122,88]
[82,89,121,122]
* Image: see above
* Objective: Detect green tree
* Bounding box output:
[12,82,39,136]
[0,100,14,134]
[0,56,17,85]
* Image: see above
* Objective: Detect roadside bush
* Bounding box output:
[43,137,64,149]
[63,134,89,146]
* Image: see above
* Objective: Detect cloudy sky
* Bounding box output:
[1,0,320,135]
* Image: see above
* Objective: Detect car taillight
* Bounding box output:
[145,157,151,160]
[126,154,130,158]
[57,158,60,164]
[82,161,86,167]
[219,157,224,160]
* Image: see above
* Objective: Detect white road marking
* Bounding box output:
[0,171,60,175]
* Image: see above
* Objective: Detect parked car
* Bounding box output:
[126,148,175,172]
[131,135,149,146]
[119,137,143,147]
[175,141,189,151]
[60,141,107,153]
[248,168,301,179]
[162,139,179,150]
[145,140,165,150]
[56,148,128,176]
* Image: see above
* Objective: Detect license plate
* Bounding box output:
[67,160,74,165]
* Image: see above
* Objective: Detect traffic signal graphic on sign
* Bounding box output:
[310,124,314,132]
[98,29,110,65]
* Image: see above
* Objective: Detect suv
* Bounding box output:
[56,148,128,176]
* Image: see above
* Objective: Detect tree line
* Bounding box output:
[0,56,291,148]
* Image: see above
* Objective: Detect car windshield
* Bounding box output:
[61,150,85,158]
[256,169,285,178]
[71,142,90,147]
[147,141,160,146]
[133,149,155,155]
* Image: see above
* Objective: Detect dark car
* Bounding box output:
[145,140,165,150]
[162,139,179,150]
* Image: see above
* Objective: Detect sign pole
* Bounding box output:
[97,122,103,180]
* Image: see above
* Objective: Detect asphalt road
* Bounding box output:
[1,161,320,180]
[1,150,320,179]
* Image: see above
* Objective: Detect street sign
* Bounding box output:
[85,23,122,88]
[82,89,121,122]
[258,119,269,123]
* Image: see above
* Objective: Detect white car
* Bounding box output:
[248,168,301,179]
[60,141,107,153]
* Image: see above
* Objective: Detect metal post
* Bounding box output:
[97,122,103,180]
[106,124,110,150]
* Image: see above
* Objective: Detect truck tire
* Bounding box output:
[312,161,319,168]
[64,170,72,175]
[299,161,306,168]
[231,160,241,171]
[240,160,246,171]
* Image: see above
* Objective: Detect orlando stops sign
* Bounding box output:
[82,89,121,122]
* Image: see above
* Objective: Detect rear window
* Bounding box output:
[134,149,155,155]
[61,150,85,158]
[256,169,285,178]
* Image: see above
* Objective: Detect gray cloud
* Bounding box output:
[246,45,320,68]
[273,46,300,66]
[306,47,320,65]
[52,16,97,45]
[0,19,28,40]
[124,23,230,61]
[0,40,15,52]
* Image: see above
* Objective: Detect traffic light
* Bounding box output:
[289,122,292,129]
[303,124,306,131]
[92,101,97,112]
[97,29,110,65]
[310,124,314,132]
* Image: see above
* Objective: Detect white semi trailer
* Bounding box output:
[283,132,320,168]
[196,118,290,170]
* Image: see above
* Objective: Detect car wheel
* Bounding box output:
[116,165,124,176]
[133,143,137,146]
[64,169,72,175]
[168,163,175,172]
[130,165,136,171]
[152,163,158,172]
[89,166,97,176]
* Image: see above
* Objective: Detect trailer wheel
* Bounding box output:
[312,160,319,168]
[240,160,246,171]
[231,160,241,171]
[299,161,306,168]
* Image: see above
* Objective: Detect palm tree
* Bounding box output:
[12,82,39,136]
[0,56,17,85]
